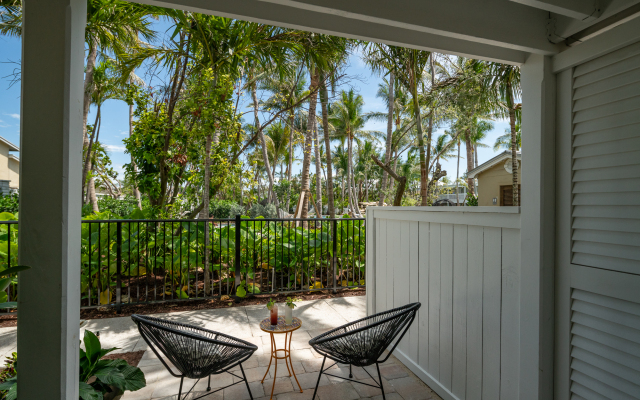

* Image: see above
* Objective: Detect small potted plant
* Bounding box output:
[267,298,278,325]
[284,297,299,325]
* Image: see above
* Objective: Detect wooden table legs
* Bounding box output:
[261,331,303,399]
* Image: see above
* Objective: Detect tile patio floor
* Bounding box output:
[0,296,441,400]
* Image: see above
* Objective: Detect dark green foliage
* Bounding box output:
[210,199,244,219]
[249,203,277,219]
[466,193,478,206]
[97,197,145,217]
[0,195,19,215]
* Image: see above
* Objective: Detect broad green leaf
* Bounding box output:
[83,330,102,363]
[0,302,17,309]
[120,365,146,391]
[94,366,126,389]
[79,382,103,400]
[0,265,31,277]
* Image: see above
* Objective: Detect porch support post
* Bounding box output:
[17,0,86,399]
[519,53,556,400]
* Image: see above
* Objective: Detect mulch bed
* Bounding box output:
[102,350,145,367]
[0,288,365,327]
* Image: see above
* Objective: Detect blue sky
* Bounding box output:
[0,17,510,183]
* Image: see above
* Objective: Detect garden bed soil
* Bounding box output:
[0,288,365,327]
[102,350,144,367]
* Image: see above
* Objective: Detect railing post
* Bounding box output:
[235,214,242,292]
[116,221,122,314]
[332,219,338,294]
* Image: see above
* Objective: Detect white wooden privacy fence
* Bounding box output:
[365,207,521,400]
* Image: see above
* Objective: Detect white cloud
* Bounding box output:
[104,144,127,152]
[7,114,19,120]
[119,131,128,135]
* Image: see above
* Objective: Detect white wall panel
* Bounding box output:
[366,208,520,400]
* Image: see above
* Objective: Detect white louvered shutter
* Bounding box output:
[571,40,640,274]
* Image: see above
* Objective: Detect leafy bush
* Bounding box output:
[97,197,143,217]
[210,199,244,219]
[0,330,146,400]
[0,194,19,215]
[466,193,478,206]
[249,203,277,219]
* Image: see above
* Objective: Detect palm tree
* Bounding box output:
[494,121,522,151]
[297,33,348,218]
[476,61,522,205]
[328,90,379,215]
[465,118,493,195]
[364,44,434,205]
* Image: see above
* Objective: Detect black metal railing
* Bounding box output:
[1,216,365,311]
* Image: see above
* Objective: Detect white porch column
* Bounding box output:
[519,54,556,400]
[17,0,86,399]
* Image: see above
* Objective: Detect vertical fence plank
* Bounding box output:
[409,221,420,362]
[376,219,387,313]
[452,224,468,399]
[386,219,398,312]
[429,222,441,379]
[396,220,411,355]
[501,228,520,399]
[466,225,484,400]
[418,221,430,370]
[483,226,502,400]
[439,223,454,390]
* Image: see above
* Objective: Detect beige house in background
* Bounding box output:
[0,136,20,194]
[468,150,521,206]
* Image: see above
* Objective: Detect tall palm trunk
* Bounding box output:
[465,134,475,195]
[82,41,98,201]
[320,76,335,218]
[424,54,435,199]
[379,71,394,206]
[346,138,356,215]
[130,101,142,208]
[507,83,519,206]
[201,133,213,294]
[285,111,294,212]
[300,71,319,218]
[456,140,461,206]
[82,104,100,204]
[312,113,323,216]
[252,79,278,206]
[411,54,428,206]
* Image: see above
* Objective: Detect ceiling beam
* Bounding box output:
[258,0,557,54]
[135,0,530,64]
[510,0,601,20]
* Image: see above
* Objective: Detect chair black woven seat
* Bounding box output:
[132,314,258,400]
[308,302,421,400]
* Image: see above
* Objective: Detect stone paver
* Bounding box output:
[0,295,441,400]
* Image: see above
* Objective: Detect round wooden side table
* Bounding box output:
[260,316,303,399]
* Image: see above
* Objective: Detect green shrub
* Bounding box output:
[249,203,277,219]
[466,194,478,206]
[0,194,19,215]
[97,197,142,217]
[210,199,244,219]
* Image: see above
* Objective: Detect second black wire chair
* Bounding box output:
[132,314,258,400]
[308,302,421,400]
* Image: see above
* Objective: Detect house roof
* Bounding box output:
[9,154,19,162]
[467,150,521,179]
[0,136,19,152]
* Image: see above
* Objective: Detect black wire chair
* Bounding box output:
[132,314,258,400]
[308,302,421,400]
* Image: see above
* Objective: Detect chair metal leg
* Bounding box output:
[177,376,184,400]
[349,364,353,378]
[207,375,211,391]
[312,356,326,400]
[376,362,386,400]
[240,364,254,400]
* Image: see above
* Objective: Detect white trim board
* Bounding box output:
[553,14,640,72]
